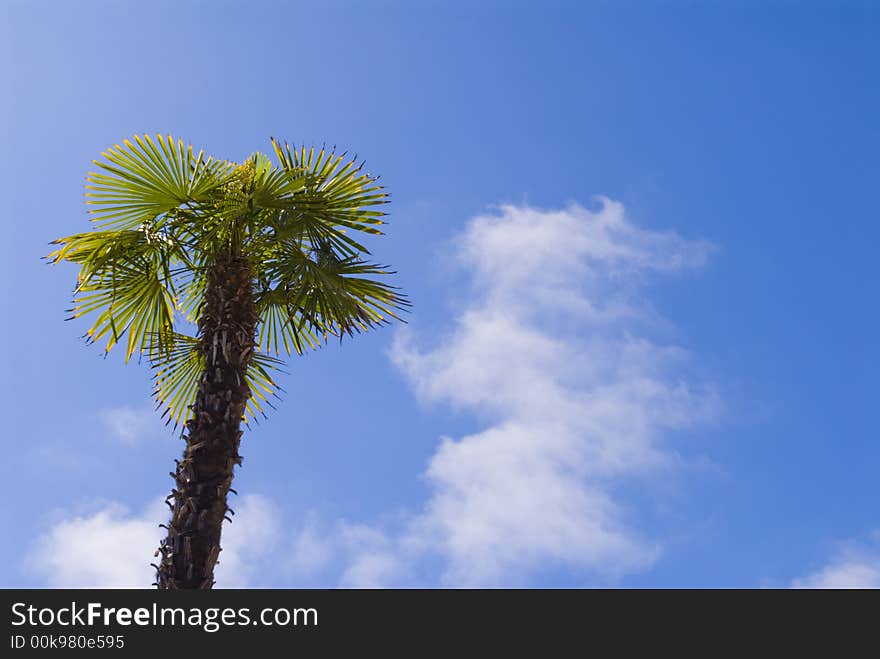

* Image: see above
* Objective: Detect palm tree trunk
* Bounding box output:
[155,251,256,589]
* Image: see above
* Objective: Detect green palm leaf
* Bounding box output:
[150,332,285,428]
[253,238,409,351]
[268,139,388,256]
[86,134,233,230]
[48,227,181,360]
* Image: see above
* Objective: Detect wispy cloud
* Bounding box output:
[27,500,164,588]
[213,494,281,588]
[98,406,157,444]
[294,199,718,586]
[27,495,278,588]
[283,512,333,579]
[792,532,880,588]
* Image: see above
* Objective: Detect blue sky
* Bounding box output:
[2,0,878,588]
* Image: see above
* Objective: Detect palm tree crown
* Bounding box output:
[49,134,407,426]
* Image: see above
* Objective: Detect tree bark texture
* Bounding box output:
[155,253,256,589]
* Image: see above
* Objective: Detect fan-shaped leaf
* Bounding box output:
[150,332,285,428]
[86,134,233,230]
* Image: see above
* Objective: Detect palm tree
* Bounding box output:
[48,135,407,589]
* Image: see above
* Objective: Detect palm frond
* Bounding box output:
[48,227,182,360]
[268,138,388,254]
[254,285,322,356]
[150,332,286,428]
[244,350,287,423]
[253,240,409,352]
[86,134,234,230]
[150,333,203,428]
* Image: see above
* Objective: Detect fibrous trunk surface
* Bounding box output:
[155,253,256,589]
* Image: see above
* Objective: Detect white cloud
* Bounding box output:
[214,494,280,588]
[337,523,406,588]
[279,516,406,588]
[284,512,333,578]
[293,199,717,587]
[98,406,156,444]
[28,500,165,588]
[793,533,880,588]
[379,199,716,586]
[28,494,278,588]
